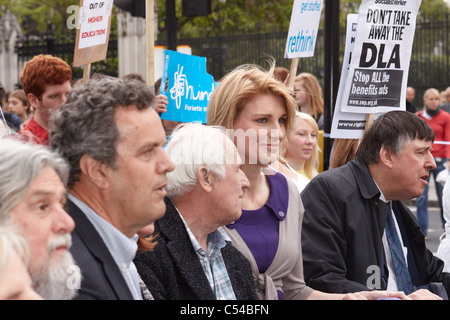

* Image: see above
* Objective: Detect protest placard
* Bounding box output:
[331,14,374,139]
[284,0,323,88]
[284,0,323,59]
[160,50,218,124]
[73,0,113,75]
[339,0,421,114]
[154,45,192,83]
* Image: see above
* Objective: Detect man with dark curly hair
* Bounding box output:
[50,75,174,299]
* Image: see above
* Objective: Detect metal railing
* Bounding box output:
[15,13,449,109]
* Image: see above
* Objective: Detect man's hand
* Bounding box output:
[407,289,443,300]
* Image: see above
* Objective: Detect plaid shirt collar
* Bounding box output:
[177,209,236,300]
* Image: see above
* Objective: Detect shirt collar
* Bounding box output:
[265,172,289,220]
[227,172,288,229]
[68,194,138,267]
[373,179,390,204]
[176,208,230,258]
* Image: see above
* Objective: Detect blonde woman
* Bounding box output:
[294,72,324,129]
[207,62,408,301]
[283,111,320,181]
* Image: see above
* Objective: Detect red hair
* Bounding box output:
[20,54,72,98]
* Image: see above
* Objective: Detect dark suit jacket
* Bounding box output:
[67,199,134,300]
[301,160,446,294]
[134,198,257,300]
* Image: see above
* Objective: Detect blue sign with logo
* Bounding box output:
[160,50,218,124]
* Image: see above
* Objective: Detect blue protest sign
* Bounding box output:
[160,50,218,124]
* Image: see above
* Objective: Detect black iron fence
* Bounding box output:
[16,13,449,109]
[173,30,325,82]
[15,30,118,84]
[176,13,449,110]
[409,13,450,107]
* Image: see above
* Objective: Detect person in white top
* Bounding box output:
[437,174,450,272]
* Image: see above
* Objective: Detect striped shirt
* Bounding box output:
[178,213,237,300]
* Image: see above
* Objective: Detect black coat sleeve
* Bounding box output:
[301,175,369,293]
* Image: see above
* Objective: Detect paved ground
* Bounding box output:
[406,205,444,254]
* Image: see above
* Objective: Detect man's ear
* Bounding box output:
[379,146,395,169]
[196,166,213,193]
[79,154,110,188]
[27,93,39,110]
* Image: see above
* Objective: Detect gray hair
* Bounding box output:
[165,123,231,198]
[0,137,69,222]
[49,75,154,188]
[0,223,30,278]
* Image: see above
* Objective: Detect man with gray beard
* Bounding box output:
[0,137,80,299]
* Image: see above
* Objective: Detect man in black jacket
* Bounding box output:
[301,110,449,299]
[135,124,257,300]
[50,76,175,299]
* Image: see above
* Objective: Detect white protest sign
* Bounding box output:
[73,0,113,68]
[284,0,323,59]
[331,14,368,139]
[340,0,421,114]
[78,0,113,49]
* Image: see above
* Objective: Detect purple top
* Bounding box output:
[228,172,289,274]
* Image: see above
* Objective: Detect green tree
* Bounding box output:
[156,0,294,39]
[0,0,120,39]
[3,0,448,39]
[0,0,76,36]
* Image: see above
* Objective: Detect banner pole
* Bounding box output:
[146,0,155,88]
[83,63,91,80]
[287,58,299,89]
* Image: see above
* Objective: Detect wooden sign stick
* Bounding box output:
[287,58,299,89]
[83,63,91,80]
[146,0,155,89]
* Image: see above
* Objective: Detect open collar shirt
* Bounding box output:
[68,194,142,300]
[177,211,236,300]
[375,184,408,292]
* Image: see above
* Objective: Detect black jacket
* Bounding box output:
[301,160,445,294]
[134,198,257,300]
[67,199,135,300]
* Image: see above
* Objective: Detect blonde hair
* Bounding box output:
[330,138,360,169]
[294,72,324,122]
[284,111,320,179]
[207,62,296,133]
[423,88,441,102]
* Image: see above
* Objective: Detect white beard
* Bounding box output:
[30,234,81,300]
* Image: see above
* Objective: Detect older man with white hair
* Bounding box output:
[134,123,257,300]
[0,137,79,299]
